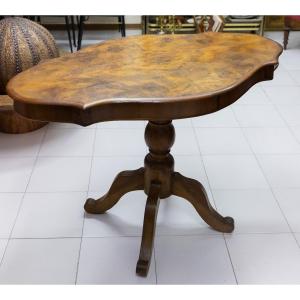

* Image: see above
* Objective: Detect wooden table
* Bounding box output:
[7,33,282,277]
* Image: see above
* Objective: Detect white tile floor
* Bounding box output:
[1,31,300,284]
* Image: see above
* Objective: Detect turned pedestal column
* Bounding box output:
[84,120,234,276]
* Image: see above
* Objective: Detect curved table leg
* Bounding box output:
[84,167,145,214]
[171,172,234,233]
[136,182,161,277]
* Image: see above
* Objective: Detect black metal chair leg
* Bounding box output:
[65,16,73,53]
[71,16,77,47]
[77,16,85,51]
[118,16,121,32]
[121,16,126,37]
[142,16,147,34]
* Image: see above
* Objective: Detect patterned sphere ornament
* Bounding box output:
[0,17,59,133]
[0,17,59,94]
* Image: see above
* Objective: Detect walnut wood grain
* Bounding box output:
[6,33,282,277]
[136,182,161,277]
[7,33,281,125]
[85,121,235,276]
[84,168,145,214]
[172,172,234,233]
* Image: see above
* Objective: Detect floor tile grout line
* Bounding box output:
[192,152,300,156]
[202,153,300,157]
[153,245,158,284]
[247,148,300,249]
[192,122,239,284]
[0,191,90,194]
[233,99,300,250]
[191,125,216,206]
[1,184,300,193]
[4,230,299,241]
[86,127,98,198]
[230,102,300,278]
[259,86,300,249]
[45,127,96,130]
[228,104,298,279]
[223,233,238,284]
[74,194,87,285]
[75,127,97,284]
[6,150,300,159]
[97,126,146,130]
[284,68,300,85]
[261,86,300,148]
[4,185,300,195]
[5,152,300,160]
[0,125,49,269]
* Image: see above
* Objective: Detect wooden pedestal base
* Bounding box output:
[84,121,234,277]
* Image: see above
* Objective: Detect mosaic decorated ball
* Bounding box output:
[0,17,59,94]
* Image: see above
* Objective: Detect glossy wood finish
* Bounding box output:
[85,121,234,276]
[144,121,175,198]
[84,168,144,213]
[136,182,160,276]
[6,33,282,277]
[7,33,281,125]
[172,172,234,233]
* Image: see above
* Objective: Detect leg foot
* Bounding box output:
[84,120,235,277]
[136,182,161,277]
[84,168,144,214]
[172,172,234,233]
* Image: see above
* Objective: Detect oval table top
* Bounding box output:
[7,33,282,126]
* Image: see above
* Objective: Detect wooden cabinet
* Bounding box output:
[264,16,300,31]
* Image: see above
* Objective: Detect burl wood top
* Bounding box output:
[7,33,282,125]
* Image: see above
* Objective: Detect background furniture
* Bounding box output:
[283,16,300,49]
[77,16,126,50]
[196,15,224,32]
[0,95,46,133]
[0,16,77,52]
[24,16,77,52]
[222,16,264,35]
[0,17,59,133]
[0,17,59,94]
[7,33,281,276]
[264,16,285,31]
[64,16,77,52]
[142,16,198,34]
[144,15,264,35]
[256,16,300,32]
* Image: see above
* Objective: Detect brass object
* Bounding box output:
[222,16,264,35]
[143,16,197,34]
